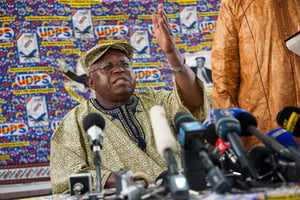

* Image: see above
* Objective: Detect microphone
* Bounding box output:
[205,125,240,174]
[229,108,299,162]
[267,128,300,160]
[83,112,105,150]
[276,106,300,137]
[174,112,231,194]
[174,111,206,147]
[83,112,105,195]
[247,145,300,183]
[246,146,285,183]
[149,105,189,200]
[204,142,224,169]
[214,108,259,180]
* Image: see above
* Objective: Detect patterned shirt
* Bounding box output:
[50,80,207,194]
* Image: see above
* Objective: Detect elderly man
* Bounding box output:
[50,4,207,194]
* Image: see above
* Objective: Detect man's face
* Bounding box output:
[196,58,205,67]
[87,49,136,103]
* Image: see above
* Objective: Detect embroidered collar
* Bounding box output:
[90,96,146,151]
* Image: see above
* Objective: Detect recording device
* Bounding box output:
[267,128,300,160]
[214,108,259,180]
[276,106,300,137]
[83,112,106,199]
[229,108,299,162]
[150,105,190,200]
[69,172,92,195]
[174,112,231,194]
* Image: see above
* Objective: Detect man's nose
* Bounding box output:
[111,64,125,72]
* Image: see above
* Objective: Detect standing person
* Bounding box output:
[50,4,207,194]
[211,0,300,150]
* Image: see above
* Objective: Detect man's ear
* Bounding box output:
[86,75,94,89]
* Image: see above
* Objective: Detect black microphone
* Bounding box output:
[205,124,240,174]
[229,108,299,162]
[203,125,225,168]
[276,106,300,137]
[150,105,189,200]
[247,145,300,183]
[174,112,231,194]
[214,108,259,180]
[204,142,224,169]
[83,112,105,196]
[247,145,284,183]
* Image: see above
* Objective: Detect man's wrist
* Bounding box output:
[170,58,188,74]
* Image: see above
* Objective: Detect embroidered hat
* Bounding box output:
[80,42,134,74]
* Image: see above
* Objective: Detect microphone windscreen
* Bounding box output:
[150,105,177,158]
[228,108,256,136]
[83,113,105,132]
[214,108,241,141]
[204,123,218,145]
[246,145,273,174]
[267,128,298,149]
[276,106,300,137]
[174,111,196,132]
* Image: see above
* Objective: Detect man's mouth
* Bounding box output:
[113,78,127,84]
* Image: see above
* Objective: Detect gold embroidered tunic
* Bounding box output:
[50,81,207,194]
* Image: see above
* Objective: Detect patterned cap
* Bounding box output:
[80,42,134,74]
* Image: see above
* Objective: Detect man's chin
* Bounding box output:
[113,88,134,98]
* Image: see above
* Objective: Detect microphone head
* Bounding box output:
[214,108,241,142]
[83,113,105,132]
[276,106,300,137]
[174,111,204,148]
[267,128,298,149]
[150,105,177,157]
[174,112,196,132]
[204,123,218,145]
[246,145,274,176]
[228,108,256,136]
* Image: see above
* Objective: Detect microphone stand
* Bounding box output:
[164,149,190,200]
[94,145,103,193]
[84,140,104,200]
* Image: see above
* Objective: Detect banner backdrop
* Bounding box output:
[0,0,219,184]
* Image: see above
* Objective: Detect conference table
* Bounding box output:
[17,183,300,200]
